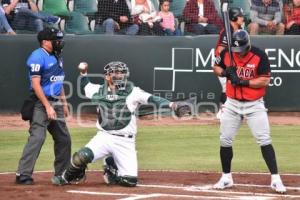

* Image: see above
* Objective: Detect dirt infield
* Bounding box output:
[1,112,300,130]
[1,171,300,200]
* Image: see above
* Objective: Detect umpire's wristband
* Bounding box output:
[239,80,250,87]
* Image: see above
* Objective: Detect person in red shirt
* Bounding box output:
[215,7,244,119]
[182,0,222,34]
[212,29,286,194]
[284,0,300,35]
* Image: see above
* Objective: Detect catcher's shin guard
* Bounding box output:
[64,147,94,183]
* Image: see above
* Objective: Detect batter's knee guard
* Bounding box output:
[63,147,94,183]
[118,176,138,187]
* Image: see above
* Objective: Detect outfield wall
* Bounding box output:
[0,35,299,113]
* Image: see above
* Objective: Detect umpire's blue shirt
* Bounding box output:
[26,48,65,97]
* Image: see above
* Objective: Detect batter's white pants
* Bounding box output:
[219,97,272,147]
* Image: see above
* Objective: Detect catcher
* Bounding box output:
[52,61,191,187]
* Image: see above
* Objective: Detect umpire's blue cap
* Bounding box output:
[37,27,63,43]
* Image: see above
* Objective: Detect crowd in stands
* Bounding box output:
[0,0,300,35]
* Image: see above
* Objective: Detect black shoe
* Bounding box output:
[16,175,34,185]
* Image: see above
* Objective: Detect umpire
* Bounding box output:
[16,27,71,185]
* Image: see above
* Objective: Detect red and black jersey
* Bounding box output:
[215,46,271,101]
[215,26,234,57]
[215,25,242,56]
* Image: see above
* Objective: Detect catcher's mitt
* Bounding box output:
[173,99,194,117]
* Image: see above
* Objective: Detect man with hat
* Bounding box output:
[212,29,286,194]
[16,27,71,185]
[214,7,245,119]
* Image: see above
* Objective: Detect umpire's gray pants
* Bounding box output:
[16,100,71,177]
[219,97,272,147]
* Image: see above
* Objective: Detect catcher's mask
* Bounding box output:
[104,61,129,90]
[231,29,251,55]
[37,27,65,56]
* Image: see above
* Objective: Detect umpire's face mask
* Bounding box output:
[51,39,65,56]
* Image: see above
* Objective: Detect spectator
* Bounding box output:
[1,0,60,33]
[284,0,300,34]
[182,0,222,35]
[214,7,245,119]
[248,0,285,35]
[158,0,182,36]
[0,3,15,34]
[131,0,164,35]
[95,0,139,35]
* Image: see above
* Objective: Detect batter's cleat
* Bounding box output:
[213,173,234,189]
[51,175,69,186]
[271,174,286,193]
[16,175,34,185]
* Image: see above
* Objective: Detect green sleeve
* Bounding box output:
[80,76,90,91]
[148,95,171,108]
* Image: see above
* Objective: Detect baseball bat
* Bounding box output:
[221,0,234,66]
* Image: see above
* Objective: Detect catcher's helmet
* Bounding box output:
[229,7,244,22]
[104,61,129,90]
[231,30,251,54]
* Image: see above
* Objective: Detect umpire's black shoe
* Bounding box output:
[16,175,34,185]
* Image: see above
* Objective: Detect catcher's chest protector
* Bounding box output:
[93,84,134,131]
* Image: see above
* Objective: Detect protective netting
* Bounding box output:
[0,0,299,35]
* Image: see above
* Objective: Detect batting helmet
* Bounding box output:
[229,7,244,22]
[104,61,129,90]
[231,30,251,54]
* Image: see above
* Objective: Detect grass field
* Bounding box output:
[0,124,299,173]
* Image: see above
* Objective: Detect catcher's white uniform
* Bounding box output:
[82,78,161,177]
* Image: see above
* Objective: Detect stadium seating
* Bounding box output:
[169,0,186,17]
[43,0,70,17]
[73,0,98,31]
[73,0,97,15]
[64,11,93,34]
[169,0,187,34]
[150,0,160,11]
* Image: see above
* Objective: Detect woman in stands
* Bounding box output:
[131,0,164,35]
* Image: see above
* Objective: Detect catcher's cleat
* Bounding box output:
[103,165,119,185]
[51,175,69,186]
[271,175,286,194]
[213,173,234,189]
[103,156,119,185]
